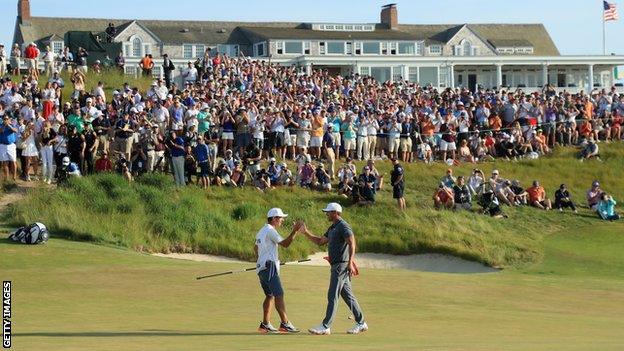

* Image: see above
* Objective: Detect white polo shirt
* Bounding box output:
[255,224,283,273]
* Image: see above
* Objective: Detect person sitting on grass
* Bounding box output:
[351,176,374,206]
[480,189,507,219]
[554,184,577,213]
[275,163,294,187]
[214,160,232,186]
[510,180,529,205]
[441,168,456,187]
[587,181,604,210]
[95,152,113,173]
[433,182,455,210]
[597,193,619,221]
[231,160,246,187]
[314,163,332,192]
[527,180,552,210]
[453,176,471,210]
[357,166,376,203]
[579,138,600,161]
[253,169,272,192]
[299,159,315,188]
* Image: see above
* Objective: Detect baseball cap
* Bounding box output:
[62,156,70,166]
[322,202,343,213]
[492,169,499,175]
[267,208,288,218]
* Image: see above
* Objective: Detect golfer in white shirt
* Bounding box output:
[255,208,301,334]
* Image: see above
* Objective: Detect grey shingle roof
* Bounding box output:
[17,17,560,56]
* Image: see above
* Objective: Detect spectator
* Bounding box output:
[587,181,604,210]
[453,176,471,210]
[579,138,600,161]
[314,163,332,192]
[597,193,619,221]
[390,157,405,210]
[526,180,552,210]
[95,152,113,173]
[433,182,454,210]
[441,168,456,187]
[554,184,577,213]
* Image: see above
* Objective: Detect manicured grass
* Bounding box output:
[4,143,624,269]
[1,220,623,351]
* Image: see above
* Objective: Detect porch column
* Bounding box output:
[401,64,408,82]
[352,62,359,76]
[449,64,455,88]
[588,64,594,92]
[542,64,548,87]
[495,64,503,89]
[305,63,312,75]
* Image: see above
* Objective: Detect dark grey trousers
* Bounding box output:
[322,262,364,327]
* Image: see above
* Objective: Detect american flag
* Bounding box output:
[604,1,619,21]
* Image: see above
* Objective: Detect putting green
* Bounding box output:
[1,222,623,350]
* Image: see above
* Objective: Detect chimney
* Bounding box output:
[380,4,398,30]
[18,0,31,26]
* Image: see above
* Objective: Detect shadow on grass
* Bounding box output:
[15,330,281,337]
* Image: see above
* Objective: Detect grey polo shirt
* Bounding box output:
[324,219,353,264]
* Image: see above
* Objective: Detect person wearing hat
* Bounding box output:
[586,181,603,210]
[554,184,577,213]
[391,157,406,210]
[301,203,368,335]
[254,208,301,333]
[161,54,175,88]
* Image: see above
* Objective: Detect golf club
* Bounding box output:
[196,259,312,280]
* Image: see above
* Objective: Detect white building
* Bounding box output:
[12,1,624,92]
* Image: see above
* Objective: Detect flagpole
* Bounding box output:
[603,1,607,55]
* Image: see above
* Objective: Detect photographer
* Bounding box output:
[453,176,471,210]
[597,193,619,221]
[253,169,271,192]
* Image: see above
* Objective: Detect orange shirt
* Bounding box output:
[489,116,502,131]
[421,120,435,136]
[526,186,545,203]
[311,116,324,137]
[579,121,592,137]
[140,57,153,69]
[584,102,594,119]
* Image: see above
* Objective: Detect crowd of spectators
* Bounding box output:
[0,47,620,220]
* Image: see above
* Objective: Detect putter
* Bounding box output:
[196,259,311,280]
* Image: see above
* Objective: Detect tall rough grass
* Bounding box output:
[5,143,624,268]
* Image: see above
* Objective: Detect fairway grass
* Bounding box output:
[1,220,624,351]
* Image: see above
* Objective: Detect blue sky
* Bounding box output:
[1,0,623,55]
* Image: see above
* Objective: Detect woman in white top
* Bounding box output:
[53,124,68,179]
[48,104,65,132]
[20,122,39,181]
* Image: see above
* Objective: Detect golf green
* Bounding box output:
[2,221,623,350]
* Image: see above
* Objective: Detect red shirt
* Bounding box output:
[95,158,113,173]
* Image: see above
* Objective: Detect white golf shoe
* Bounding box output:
[308,324,331,335]
[347,322,368,334]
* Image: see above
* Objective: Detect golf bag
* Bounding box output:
[8,222,50,245]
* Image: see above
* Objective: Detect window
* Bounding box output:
[327,42,345,54]
[462,39,472,56]
[408,67,418,82]
[217,44,239,57]
[346,42,353,55]
[255,42,266,57]
[428,45,441,55]
[276,42,284,54]
[354,42,362,55]
[362,42,380,54]
[285,41,303,54]
[381,42,388,55]
[419,67,439,86]
[360,66,370,76]
[183,44,193,59]
[415,42,423,55]
[132,37,142,57]
[371,67,391,82]
[303,41,310,55]
[143,43,152,56]
[51,41,64,55]
[398,42,415,55]
[390,42,397,55]
[196,45,205,56]
[392,66,403,81]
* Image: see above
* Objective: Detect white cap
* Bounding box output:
[269,157,276,162]
[322,202,343,213]
[62,156,70,165]
[267,208,288,219]
[492,169,499,175]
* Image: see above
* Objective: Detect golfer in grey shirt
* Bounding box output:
[302,202,368,335]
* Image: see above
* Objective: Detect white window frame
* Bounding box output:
[183,44,194,59]
[360,41,381,55]
[415,41,424,56]
[51,41,64,55]
[323,41,346,55]
[276,41,284,55]
[217,44,239,57]
[279,41,307,55]
[428,45,442,55]
[131,36,143,57]
[397,41,417,56]
[254,42,267,57]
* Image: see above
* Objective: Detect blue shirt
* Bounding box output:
[0,123,18,144]
[170,137,185,157]
[194,143,209,163]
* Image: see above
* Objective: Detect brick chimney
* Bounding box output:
[380,4,398,30]
[18,0,31,25]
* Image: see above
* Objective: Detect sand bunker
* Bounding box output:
[154,252,498,274]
